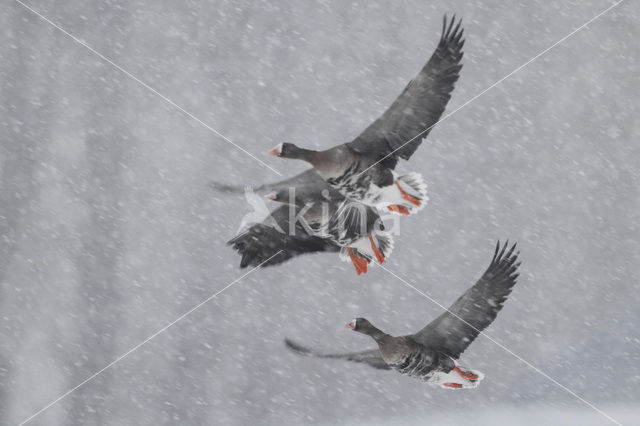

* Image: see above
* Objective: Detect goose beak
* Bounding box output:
[267,143,283,156]
[264,191,277,201]
[344,322,355,329]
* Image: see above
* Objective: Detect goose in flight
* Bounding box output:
[285,241,520,389]
[268,15,463,216]
[224,169,393,274]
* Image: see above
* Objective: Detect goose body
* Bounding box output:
[383,340,483,388]
[384,340,443,379]
[323,162,420,212]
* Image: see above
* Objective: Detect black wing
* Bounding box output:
[284,338,390,370]
[410,241,520,359]
[348,15,464,162]
[227,205,339,268]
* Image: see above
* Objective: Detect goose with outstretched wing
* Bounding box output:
[285,241,520,389]
[224,169,393,274]
[267,15,463,216]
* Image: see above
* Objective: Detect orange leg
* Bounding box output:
[346,247,368,275]
[395,181,421,206]
[454,366,478,381]
[442,383,463,389]
[387,204,410,215]
[368,234,385,264]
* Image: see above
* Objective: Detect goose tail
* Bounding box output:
[383,173,428,215]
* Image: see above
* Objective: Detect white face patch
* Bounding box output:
[345,319,357,329]
[267,142,283,156]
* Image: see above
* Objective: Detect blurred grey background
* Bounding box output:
[1,0,639,424]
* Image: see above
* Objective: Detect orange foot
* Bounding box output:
[443,383,463,389]
[395,181,421,207]
[387,204,410,215]
[346,247,368,275]
[454,366,478,381]
[368,234,385,264]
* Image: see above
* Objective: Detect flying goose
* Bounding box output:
[268,15,463,215]
[285,241,520,389]
[224,169,393,274]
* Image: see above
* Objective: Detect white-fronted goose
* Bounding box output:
[268,16,463,215]
[285,241,520,389]
[224,169,393,274]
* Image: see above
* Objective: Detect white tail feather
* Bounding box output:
[378,172,429,215]
[396,172,428,211]
[372,230,394,260]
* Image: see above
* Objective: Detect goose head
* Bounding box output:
[345,318,376,334]
[267,143,315,161]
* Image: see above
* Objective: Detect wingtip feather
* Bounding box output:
[284,338,311,356]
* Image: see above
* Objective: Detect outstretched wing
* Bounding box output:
[227,205,339,268]
[284,338,390,370]
[210,168,342,201]
[348,15,464,162]
[410,241,520,359]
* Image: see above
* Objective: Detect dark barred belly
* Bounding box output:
[389,352,436,381]
[326,163,373,201]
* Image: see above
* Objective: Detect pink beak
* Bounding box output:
[264,192,277,201]
[344,322,354,329]
[267,148,280,156]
